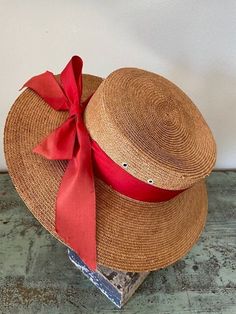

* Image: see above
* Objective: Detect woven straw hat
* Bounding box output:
[4,64,216,272]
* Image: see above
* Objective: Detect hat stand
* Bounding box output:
[68,249,150,308]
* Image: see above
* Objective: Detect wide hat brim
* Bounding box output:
[4,74,207,272]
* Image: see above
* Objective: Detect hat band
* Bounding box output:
[22,55,184,271]
[91,140,184,202]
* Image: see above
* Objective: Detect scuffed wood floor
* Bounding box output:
[0,171,235,314]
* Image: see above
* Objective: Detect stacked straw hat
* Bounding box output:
[4,56,216,272]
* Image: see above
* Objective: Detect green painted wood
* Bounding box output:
[0,171,235,314]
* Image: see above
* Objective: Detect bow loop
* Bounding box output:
[23,71,69,111]
[61,56,83,116]
[33,116,77,160]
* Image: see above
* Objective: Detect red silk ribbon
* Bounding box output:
[24,56,184,270]
[24,56,97,270]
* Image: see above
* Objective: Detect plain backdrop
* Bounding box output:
[0,0,236,170]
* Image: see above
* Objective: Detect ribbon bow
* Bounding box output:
[24,56,97,270]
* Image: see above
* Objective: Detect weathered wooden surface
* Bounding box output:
[0,171,235,314]
[68,249,149,308]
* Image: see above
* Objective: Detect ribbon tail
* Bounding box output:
[55,124,96,270]
[33,116,76,160]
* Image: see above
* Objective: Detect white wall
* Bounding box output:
[1,0,236,170]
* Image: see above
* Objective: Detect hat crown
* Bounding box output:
[84,68,216,190]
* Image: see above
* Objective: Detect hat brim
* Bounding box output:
[4,74,207,272]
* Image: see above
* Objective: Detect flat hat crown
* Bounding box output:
[85,68,216,190]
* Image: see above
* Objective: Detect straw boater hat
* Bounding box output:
[4,56,216,272]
